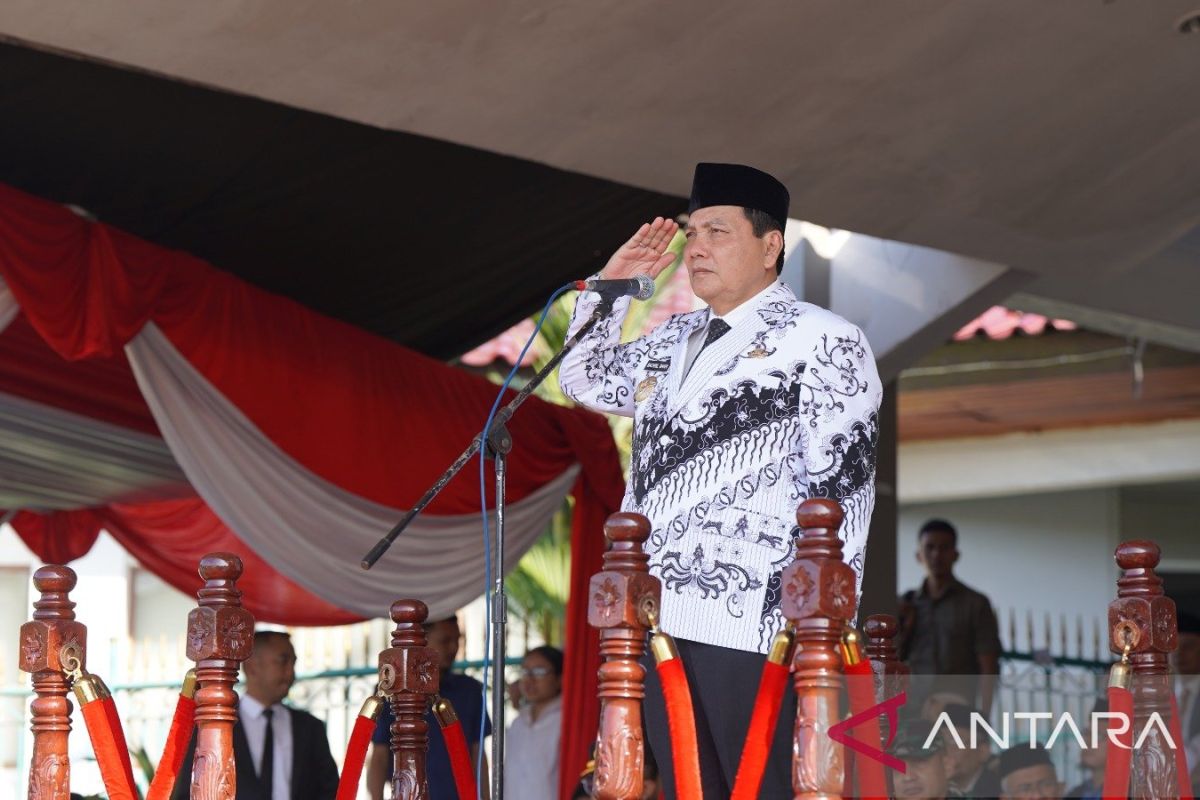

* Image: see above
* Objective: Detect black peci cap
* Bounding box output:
[688,163,790,229]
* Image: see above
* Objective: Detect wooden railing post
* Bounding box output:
[782,499,856,800]
[379,599,439,800]
[1109,540,1177,800]
[589,512,659,800]
[20,565,86,800]
[864,614,908,702]
[186,553,255,800]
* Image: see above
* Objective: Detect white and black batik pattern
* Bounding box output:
[561,281,883,655]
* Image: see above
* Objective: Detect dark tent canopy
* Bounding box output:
[0,40,684,359]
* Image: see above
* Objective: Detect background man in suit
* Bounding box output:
[560,163,882,797]
[172,630,340,800]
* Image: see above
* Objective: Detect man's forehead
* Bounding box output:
[256,635,294,656]
[685,205,745,228]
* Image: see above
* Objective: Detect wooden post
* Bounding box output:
[1109,540,1177,800]
[186,554,255,800]
[782,499,856,800]
[864,613,909,702]
[589,512,660,800]
[379,599,439,800]
[20,565,86,800]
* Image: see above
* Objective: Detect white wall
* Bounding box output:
[130,568,194,642]
[897,488,1122,656]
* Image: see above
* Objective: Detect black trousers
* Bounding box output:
[641,638,796,799]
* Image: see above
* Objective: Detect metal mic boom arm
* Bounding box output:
[360,293,616,569]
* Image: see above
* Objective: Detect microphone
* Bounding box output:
[574,274,655,300]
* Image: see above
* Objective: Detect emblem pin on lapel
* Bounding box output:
[635,376,658,402]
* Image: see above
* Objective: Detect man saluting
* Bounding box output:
[560,163,883,797]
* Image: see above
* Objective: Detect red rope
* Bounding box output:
[1170,693,1195,800]
[730,659,789,800]
[657,657,703,800]
[1103,683,1134,800]
[80,696,138,800]
[430,696,478,800]
[101,696,138,793]
[337,713,376,800]
[147,692,197,800]
[440,719,478,800]
[843,659,888,800]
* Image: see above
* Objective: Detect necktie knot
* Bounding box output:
[703,318,731,348]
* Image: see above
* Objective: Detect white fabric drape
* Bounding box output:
[125,323,577,619]
[0,278,16,333]
[0,389,191,510]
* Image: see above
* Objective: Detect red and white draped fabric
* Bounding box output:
[0,183,616,794]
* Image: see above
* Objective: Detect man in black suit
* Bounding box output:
[172,630,339,800]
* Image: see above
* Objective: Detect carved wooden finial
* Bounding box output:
[864,613,909,700]
[187,552,254,800]
[31,565,78,614]
[380,599,438,800]
[784,498,855,623]
[796,497,844,534]
[22,564,86,800]
[601,512,652,574]
[1109,540,1174,656]
[784,500,855,799]
[604,512,652,544]
[1110,539,1178,799]
[389,599,429,647]
[23,566,86,673]
[590,512,659,800]
[864,615,898,660]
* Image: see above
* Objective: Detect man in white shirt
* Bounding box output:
[173,630,339,800]
[560,163,882,797]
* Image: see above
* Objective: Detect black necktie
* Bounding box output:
[260,707,274,799]
[702,318,731,350]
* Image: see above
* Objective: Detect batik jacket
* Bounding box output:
[560,280,882,653]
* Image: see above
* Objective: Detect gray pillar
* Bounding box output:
[859,379,898,618]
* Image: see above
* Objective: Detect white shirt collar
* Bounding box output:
[710,280,779,329]
[240,693,279,719]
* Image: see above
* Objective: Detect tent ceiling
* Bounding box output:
[0,1,1198,347]
[0,43,680,360]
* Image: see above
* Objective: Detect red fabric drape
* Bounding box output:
[558,470,622,800]
[104,499,361,625]
[0,177,620,606]
[0,182,593,513]
[0,182,622,779]
[0,179,619,777]
[11,509,102,564]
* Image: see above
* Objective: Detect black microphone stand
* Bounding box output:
[362,293,616,800]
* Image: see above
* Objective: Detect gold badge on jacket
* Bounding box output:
[635,376,658,402]
[747,346,769,358]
